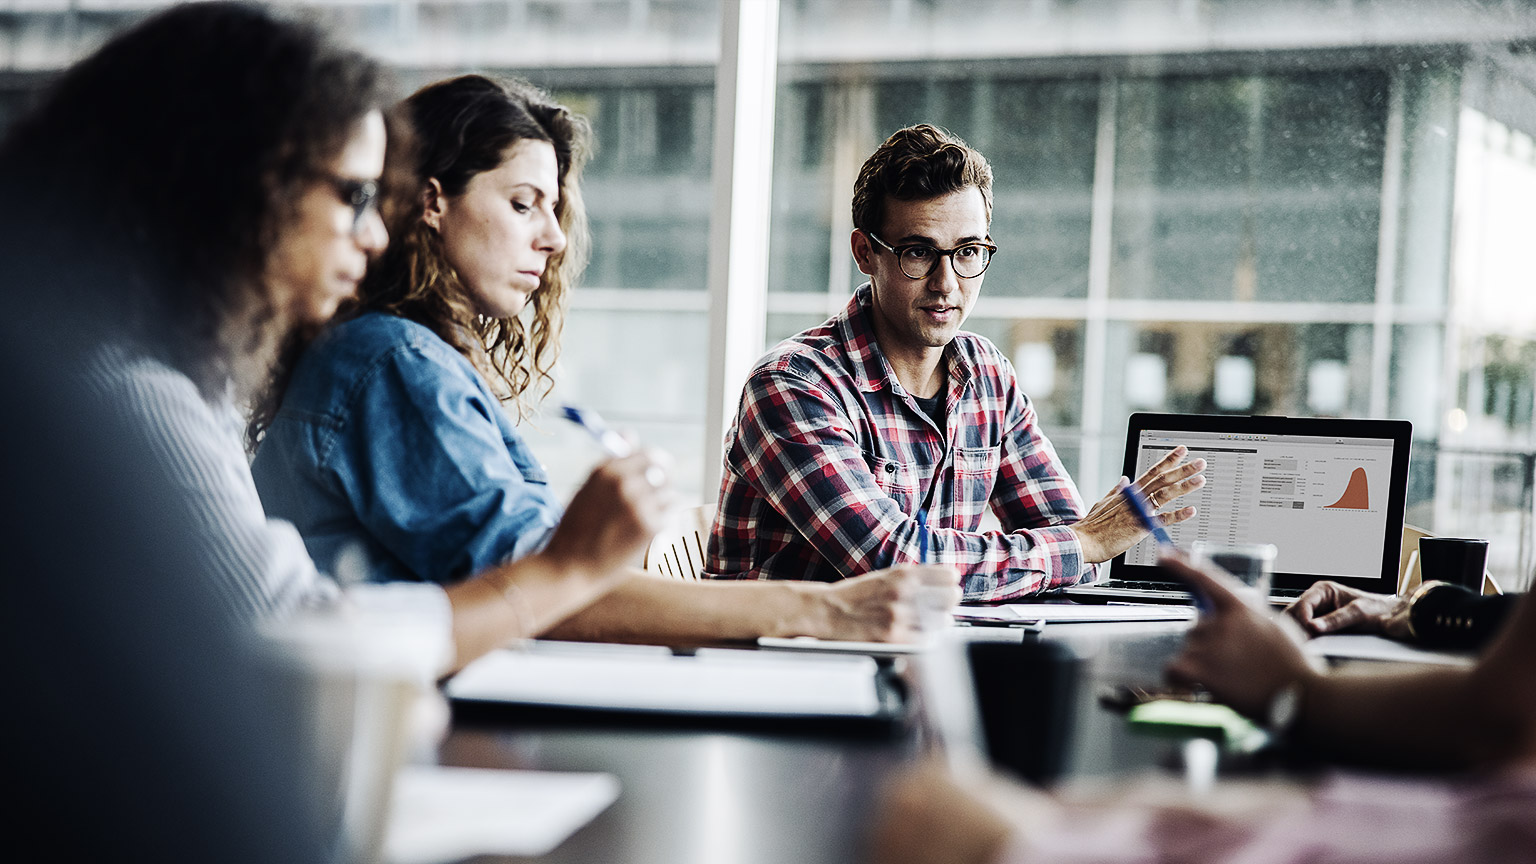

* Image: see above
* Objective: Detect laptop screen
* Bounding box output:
[1114,414,1413,593]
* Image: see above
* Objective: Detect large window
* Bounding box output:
[3,0,1532,587]
[1110,72,1387,304]
[768,3,1534,588]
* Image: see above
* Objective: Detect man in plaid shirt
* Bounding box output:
[706,125,1204,601]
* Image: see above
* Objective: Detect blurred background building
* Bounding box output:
[4,0,1531,589]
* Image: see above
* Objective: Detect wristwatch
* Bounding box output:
[1402,580,1451,641]
[1266,680,1303,736]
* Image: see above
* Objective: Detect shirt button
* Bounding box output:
[885,463,896,474]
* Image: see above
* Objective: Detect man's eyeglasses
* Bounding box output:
[320,174,380,233]
[866,232,997,280]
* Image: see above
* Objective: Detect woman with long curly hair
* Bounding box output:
[251,74,958,644]
[4,4,667,674]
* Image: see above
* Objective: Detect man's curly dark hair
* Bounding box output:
[851,123,993,237]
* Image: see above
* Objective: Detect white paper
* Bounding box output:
[385,765,618,864]
[954,603,1196,624]
[445,646,883,717]
[1304,634,1475,667]
[756,635,927,654]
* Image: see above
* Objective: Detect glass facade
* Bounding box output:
[2,0,1531,587]
[1110,72,1387,304]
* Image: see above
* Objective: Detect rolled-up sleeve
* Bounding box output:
[731,359,1092,601]
[325,345,560,585]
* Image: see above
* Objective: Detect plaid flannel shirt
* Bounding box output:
[705,285,1095,602]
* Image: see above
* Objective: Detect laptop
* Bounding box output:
[1061,413,1413,606]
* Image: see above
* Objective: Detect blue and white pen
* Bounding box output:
[1121,484,1208,611]
[1120,483,1173,548]
[917,508,930,564]
[560,404,632,458]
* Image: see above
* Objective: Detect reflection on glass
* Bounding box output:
[963,318,1083,430]
[1111,72,1387,303]
[1306,360,1350,415]
[563,84,714,292]
[1390,324,1444,440]
[1125,354,1168,410]
[874,77,1098,299]
[1104,321,1374,421]
[1213,356,1256,411]
[765,312,829,350]
[770,82,836,294]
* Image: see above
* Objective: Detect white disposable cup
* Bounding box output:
[260,602,450,864]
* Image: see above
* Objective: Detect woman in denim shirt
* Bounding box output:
[11,3,665,679]
[252,75,958,644]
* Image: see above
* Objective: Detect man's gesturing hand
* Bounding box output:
[1069,446,1205,564]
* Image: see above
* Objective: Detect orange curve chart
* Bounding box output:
[1324,467,1370,510]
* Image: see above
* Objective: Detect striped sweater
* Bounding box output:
[81,342,448,638]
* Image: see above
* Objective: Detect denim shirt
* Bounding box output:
[251,312,561,585]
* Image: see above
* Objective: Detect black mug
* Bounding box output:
[967,640,1079,785]
[1417,537,1489,592]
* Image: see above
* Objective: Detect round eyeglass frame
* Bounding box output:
[317,173,381,234]
[866,231,997,280]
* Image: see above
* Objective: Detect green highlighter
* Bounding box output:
[1126,699,1263,748]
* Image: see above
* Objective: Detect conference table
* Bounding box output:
[437,618,1218,864]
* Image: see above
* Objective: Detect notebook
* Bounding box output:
[1061,413,1413,606]
[444,641,893,719]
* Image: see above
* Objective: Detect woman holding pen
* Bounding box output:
[250,74,958,646]
[4,2,682,675]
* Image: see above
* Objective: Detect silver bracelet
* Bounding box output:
[493,575,538,642]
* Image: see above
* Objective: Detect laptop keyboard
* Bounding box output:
[1095,580,1304,599]
[1097,579,1187,592]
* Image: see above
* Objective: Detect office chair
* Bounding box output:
[643,503,717,579]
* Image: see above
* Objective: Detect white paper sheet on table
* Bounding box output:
[756,635,928,654]
[445,645,883,717]
[1304,634,1475,667]
[954,603,1196,625]
[385,765,619,864]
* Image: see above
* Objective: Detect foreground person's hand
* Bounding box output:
[868,758,1041,864]
[1163,553,1318,719]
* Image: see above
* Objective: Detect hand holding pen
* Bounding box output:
[917,508,929,564]
[543,404,675,572]
[561,404,633,459]
[562,403,672,491]
[1119,482,1173,548]
[909,508,987,775]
